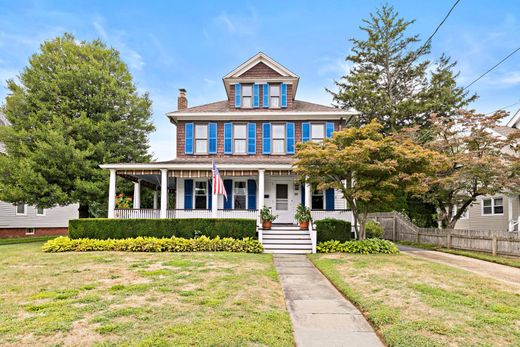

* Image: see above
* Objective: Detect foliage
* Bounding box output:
[294,204,312,223]
[0,33,154,217]
[68,218,257,240]
[42,236,263,253]
[294,120,442,239]
[259,205,277,222]
[365,220,385,239]
[115,193,132,209]
[415,110,520,228]
[317,239,399,254]
[315,218,352,242]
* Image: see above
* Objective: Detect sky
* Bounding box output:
[0,0,519,161]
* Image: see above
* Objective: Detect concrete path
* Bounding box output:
[273,254,383,347]
[398,245,520,287]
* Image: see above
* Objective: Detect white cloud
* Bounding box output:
[316,56,351,77]
[205,7,259,39]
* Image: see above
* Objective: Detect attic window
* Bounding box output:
[270,84,280,108]
[242,85,252,108]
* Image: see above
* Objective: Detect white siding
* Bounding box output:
[0,201,79,228]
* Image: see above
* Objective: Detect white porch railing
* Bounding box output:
[509,216,520,233]
[114,208,259,220]
[311,209,353,223]
[114,209,160,219]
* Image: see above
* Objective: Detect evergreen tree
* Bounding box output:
[0,34,155,217]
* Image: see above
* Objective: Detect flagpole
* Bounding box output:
[211,160,218,218]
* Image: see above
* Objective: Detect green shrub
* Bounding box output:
[42,236,263,253]
[68,218,256,240]
[365,220,385,239]
[317,239,399,254]
[315,218,352,242]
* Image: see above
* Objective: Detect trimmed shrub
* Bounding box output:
[68,218,256,240]
[42,236,263,253]
[315,218,352,242]
[317,239,399,254]
[365,220,385,239]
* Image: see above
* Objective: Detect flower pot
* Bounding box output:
[262,220,273,230]
[299,221,309,230]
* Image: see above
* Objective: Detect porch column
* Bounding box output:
[108,169,116,218]
[211,178,218,218]
[258,169,265,209]
[160,169,168,218]
[153,190,158,210]
[508,195,514,232]
[304,182,311,208]
[133,179,141,209]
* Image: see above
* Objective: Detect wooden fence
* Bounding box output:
[368,212,520,257]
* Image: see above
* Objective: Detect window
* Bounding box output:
[270,84,280,108]
[194,181,207,209]
[312,190,324,210]
[482,197,503,215]
[311,124,325,143]
[234,181,247,210]
[15,204,26,215]
[195,124,208,154]
[272,124,285,154]
[454,205,468,219]
[242,85,252,108]
[36,207,45,216]
[25,228,35,235]
[233,124,247,154]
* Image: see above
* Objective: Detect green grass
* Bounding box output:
[0,242,293,346]
[399,240,520,269]
[309,253,520,347]
[0,236,58,245]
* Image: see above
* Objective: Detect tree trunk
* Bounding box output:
[78,203,90,218]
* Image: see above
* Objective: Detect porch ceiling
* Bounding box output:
[117,173,175,190]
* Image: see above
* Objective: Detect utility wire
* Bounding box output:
[418,0,462,55]
[485,100,520,115]
[464,46,520,90]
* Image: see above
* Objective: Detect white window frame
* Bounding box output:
[311,123,325,143]
[194,124,208,154]
[36,207,46,216]
[271,123,286,155]
[269,84,280,109]
[481,197,504,216]
[15,204,27,216]
[233,124,248,155]
[242,84,253,109]
[233,180,248,210]
[194,180,208,210]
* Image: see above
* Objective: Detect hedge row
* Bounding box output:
[42,236,263,253]
[69,218,256,240]
[317,239,399,254]
[315,218,352,242]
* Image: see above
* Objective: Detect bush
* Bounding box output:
[317,239,399,254]
[42,236,263,253]
[315,218,352,242]
[69,218,256,240]
[365,220,385,239]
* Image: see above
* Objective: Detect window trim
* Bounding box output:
[194,124,209,154]
[193,180,209,210]
[15,204,27,216]
[269,84,281,109]
[481,197,504,216]
[36,207,46,216]
[241,84,253,109]
[311,123,326,143]
[311,189,325,210]
[232,123,248,155]
[271,123,286,155]
[233,180,248,210]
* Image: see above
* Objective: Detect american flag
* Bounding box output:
[212,160,227,200]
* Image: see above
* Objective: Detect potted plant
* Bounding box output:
[295,204,312,230]
[260,206,277,229]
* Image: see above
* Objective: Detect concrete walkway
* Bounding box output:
[273,254,383,347]
[398,245,520,287]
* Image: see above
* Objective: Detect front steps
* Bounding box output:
[261,225,312,254]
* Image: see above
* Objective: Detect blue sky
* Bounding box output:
[1,0,519,160]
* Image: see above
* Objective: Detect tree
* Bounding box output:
[418,110,520,229]
[293,120,442,239]
[0,34,155,217]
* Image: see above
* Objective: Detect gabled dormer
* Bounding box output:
[222,52,300,110]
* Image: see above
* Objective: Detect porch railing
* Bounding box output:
[114,209,160,219]
[114,208,259,220]
[311,209,353,223]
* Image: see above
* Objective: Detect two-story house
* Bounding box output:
[100,52,356,252]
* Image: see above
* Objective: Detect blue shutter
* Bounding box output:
[208,123,217,154]
[223,179,233,209]
[185,123,194,154]
[301,184,305,205]
[247,179,257,210]
[234,84,241,108]
[326,122,334,138]
[325,188,334,211]
[208,179,212,210]
[302,122,310,143]
[253,84,259,108]
[263,83,269,108]
[247,123,256,154]
[184,179,193,209]
[281,83,287,108]
[286,122,295,154]
[262,123,271,154]
[224,123,232,154]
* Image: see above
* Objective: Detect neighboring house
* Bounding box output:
[0,111,79,238]
[455,110,520,232]
[100,52,356,253]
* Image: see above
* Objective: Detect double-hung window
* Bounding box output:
[194,181,207,209]
[242,85,252,108]
[312,190,324,210]
[195,124,208,154]
[15,204,26,216]
[233,124,247,154]
[234,181,247,210]
[272,124,285,154]
[36,207,45,216]
[482,197,503,215]
[311,124,325,143]
[270,84,280,108]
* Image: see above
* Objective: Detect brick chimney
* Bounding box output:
[178,88,188,111]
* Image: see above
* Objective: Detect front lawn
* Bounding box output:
[309,253,520,347]
[0,242,293,346]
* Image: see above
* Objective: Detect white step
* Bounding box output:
[269,226,302,231]
[263,243,313,250]
[263,230,310,236]
[263,234,311,240]
[262,239,312,244]
[264,249,312,254]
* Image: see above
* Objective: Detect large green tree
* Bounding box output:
[0,33,155,217]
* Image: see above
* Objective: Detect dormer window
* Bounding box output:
[242,85,252,108]
[270,84,280,108]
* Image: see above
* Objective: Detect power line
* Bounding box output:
[418,0,461,55]
[485,100,520,115]
[464,46,520,90]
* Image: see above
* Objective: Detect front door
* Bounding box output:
[272,180,294,224]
